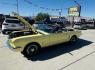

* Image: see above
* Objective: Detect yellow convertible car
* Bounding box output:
[7,13,81,56]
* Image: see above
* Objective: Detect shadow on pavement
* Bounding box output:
[24,39,93,61]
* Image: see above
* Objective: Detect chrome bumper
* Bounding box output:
[7,40,22,52]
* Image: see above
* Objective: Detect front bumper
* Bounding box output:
[7,40,22,52]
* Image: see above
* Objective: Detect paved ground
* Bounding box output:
[0,29,95,70]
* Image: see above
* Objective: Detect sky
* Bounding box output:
[0,0,95,18]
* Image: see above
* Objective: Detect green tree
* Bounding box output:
[36,12,50,21]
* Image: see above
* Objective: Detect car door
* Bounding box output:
[50,32,69,44]
[41,30,70,47]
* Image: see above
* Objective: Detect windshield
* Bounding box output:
[34,23,64,33]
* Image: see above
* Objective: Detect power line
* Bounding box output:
[24,0,63,11]
[0,2,16,6]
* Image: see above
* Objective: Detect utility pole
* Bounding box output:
[16,0,19,14]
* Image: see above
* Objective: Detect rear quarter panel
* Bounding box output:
[67,30,81,40]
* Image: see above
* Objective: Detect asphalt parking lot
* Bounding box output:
[0,29,95,70]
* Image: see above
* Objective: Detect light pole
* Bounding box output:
[59,0,63,17]
[59,9,62,17]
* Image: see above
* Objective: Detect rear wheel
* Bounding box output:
[22,43,40,56]
[70,35,77,43]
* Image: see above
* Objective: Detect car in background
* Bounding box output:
[74,22,87,30]
[2,18,25,34]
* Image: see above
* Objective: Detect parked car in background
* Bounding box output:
[2,18,25,34]
[74,22,87,30]
[86,22,95,29]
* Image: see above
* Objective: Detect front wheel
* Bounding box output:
[22,43,40,56]
[2,30,12,35]
[2,30,6,34]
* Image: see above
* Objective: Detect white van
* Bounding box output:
[74,22,87,30]
[2,18,25,34]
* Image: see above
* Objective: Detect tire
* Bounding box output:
[70,35,77,43]
[22,43,40,56]
[2,30,6,34]
[7,31,12,35]
[5,31,11,35]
